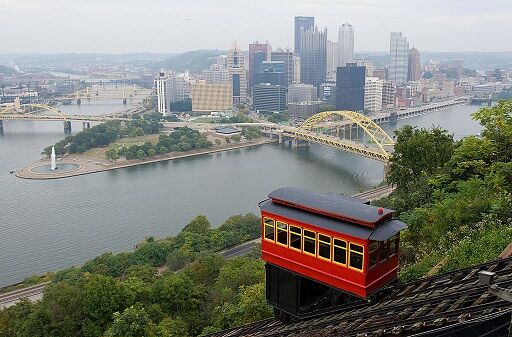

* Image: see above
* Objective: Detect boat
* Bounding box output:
[9,170,15,174]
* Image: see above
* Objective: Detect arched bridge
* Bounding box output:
[249,111,395,163]
[293,111,395,162]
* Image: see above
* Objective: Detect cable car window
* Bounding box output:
[379,241,388,262]
[369,241,378,269]
[303,230,316,255]
[289,226,302,251]
[276,222,288,246]
[318,234,331,260]
[349,243,364,271]
[333,239,347,265]
[263,218,275,241]
[390,235,399,255]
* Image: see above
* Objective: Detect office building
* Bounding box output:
[203,64,229,84]
[288,101,323,121]
[364,77,383,113]
[338,23,354,67]
[453,59,464,77]
[254,61,286,86]
[335,63,365,112]
[408,47,421,82]
[382,80,397,108]
[389,32,409,85]
[191,83,232,112]
[253,84,287,112]
[293,56,301,83]
[249,42,272,90]
[271,49,294,86]
[356,59,375,77]
[227,41,247,105]
[327,40,339,75]
[154,72,171,114]
[300,26,327,90]
[287,84,318,103]
[294,16,315,54]
[169,72,193,102]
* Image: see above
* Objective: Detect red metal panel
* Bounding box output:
[261,210,400,298]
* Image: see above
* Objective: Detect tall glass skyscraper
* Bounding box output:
[227,41,247,105]
[300,26,327,91]
[389,32,409,85]
[294,16,314,54]
[335,63,365,113]
[338,23,354,67]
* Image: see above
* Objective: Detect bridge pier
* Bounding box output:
[487,99,492,107]
[77,99,81,105]
[82,122,91,130]
[63,121,72,134]
[123,98,127,105]
[384,163,391,179]
[278,133,282,144]
[0,120,3,135]
[389,111,398,123]
[292,138,310,148]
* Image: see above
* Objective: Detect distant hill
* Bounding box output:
[153,49,226,73]
[0,64,16,76]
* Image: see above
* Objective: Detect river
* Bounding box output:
[0,104,482,286]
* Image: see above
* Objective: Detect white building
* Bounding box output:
[364,77,383,113]
[389,32,409,85]
[326,40,339,77]
[169,72,194,102]
[292,56,301,83]
[203,64,229,84]
[154,72,171,114]
[338,23,354,67]
[287,84,318,103]
[356,59,375,77]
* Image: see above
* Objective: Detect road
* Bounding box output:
[0,185,394,309]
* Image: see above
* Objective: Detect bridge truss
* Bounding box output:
[294,111,395,162]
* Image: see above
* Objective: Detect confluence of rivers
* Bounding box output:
[0,100,482,286]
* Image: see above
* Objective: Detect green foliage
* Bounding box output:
[183,215,211,234]
[382,99,512,282]
[262,111,289,124]
[42,120,162,157]
[241,126,261,141]
[104,305,154,337]
[217,114,253,124]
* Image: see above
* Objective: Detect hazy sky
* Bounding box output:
[1,0,511,54]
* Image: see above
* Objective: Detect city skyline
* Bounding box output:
[1,0,512,54]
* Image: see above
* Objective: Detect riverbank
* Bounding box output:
[15,138,275,180]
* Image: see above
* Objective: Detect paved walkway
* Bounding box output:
[15,139,274,180]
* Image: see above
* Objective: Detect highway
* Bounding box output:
[0,185,394,309]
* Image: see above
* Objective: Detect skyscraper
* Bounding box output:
[389,32,409,85]
[335,63,365,113]
[227,41,247,105]
[408,47,421,82]
[326,40,339,79]
[249,41,272,90]
[338,23,354,67]
[271,49,294,86]
[294,16,314,54]
[300,26,327,91]
[154,72,171,114]
[364,77,383,113]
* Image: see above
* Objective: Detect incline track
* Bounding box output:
[208,257,512,337]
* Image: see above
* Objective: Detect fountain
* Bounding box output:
[50,147,57,170]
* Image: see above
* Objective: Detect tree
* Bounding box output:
[81,275,131,337]
[182,215,211,234]
[104,305,152,337]
[214,138,222,147]
[231,134,242,143]
[105,149,120,162]
[388,126,454,193]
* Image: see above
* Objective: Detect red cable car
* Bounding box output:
[259,187,407,321]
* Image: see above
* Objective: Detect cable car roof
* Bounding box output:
[268,187,394,228]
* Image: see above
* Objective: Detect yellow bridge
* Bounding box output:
[255,111,395,163]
